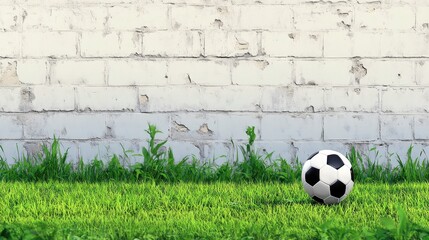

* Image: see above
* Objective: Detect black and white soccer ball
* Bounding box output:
[302,150,354,205]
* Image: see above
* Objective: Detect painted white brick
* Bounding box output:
[0,6,19,31]
[0,60,19,86]
[143,31,201,57]
[0,88,21,112]
[295,60,353,86]
[23,113,107,139]
[108,60,167,86]
[23,7,106,31]
[17,60,47,85]
[387,142,428,167]
[232,59,293,86]
[163,0,229,5]
[325,88,379,112]
[324,114,379,141]
[76,140,142,163]
[416,6,429,31]
[0,141,25,164]
[293,5,352,31]
[359,60,416,86]
[0,32,21,58]
[253,141,296,162]
[107,113,170,140]
[231,5,293,30]
[171,6,230,30]
[77,87,138,111]
[22,32,78,57]
[51,60,105,86]
[204,31,258,57]
[171,113,260,141]
[30,86,75,111]
[414,116,429,140]
[169,60,230,86]
[0,115,22,139]
[80,32,141,57]
[260,87,324,112]
[108,5,169,31]
[19,0,151,6]
[261,114,323,140]
[166,141,201,162]
[355,5,415,30]
[262,32,323,57]
[139,86,202,112]
[380,33,429,57]
[381,115,413,140]
[324,32,380,57]
[201,86,262,111]
[416,61,429,86]
[381,88,429,113]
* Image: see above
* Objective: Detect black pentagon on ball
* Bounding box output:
[312,196,324,204]
[351,168,355,182]
[330,180,347,198]
[327,154,345,169]
[305,167,320,186]
[307,151,319,160]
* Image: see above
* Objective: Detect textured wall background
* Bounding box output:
[0,0,429,164]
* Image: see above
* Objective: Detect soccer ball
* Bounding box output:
[301,150,354,204]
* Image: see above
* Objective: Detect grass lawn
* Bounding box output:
[0,182,428,239]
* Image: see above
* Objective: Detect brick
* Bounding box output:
[17,60,47,85]
[139,86,262,112]
[51,60,105,86]
[414,116,429,140]
[416,61,429,86]
[108,5,168,31]
[0,32,21,57]
[232,59,293,86]
[19,0,151,5]
[262,32,323,57]
[359,60,416,86]
[171,113,260,141]
[324,32,379,57]
[0,141,25,164]
[387,142,427,167]
[0,88,21,111]
[261,114,322,140]
[201,86,262,111]
[108,60,167,86]
[381,88,429,113]
[260,87,324,112]
[324,114,379,141]
[80,32,140,57]
[143,31,201,57]
[107,113,170,140]
[163,0,229,4]
[417,7,429,31]
[139,86,202,112]
[0,6,20,31]
[380,33,429,57]
[169,60,230,86]
[294,141,349,163]
[76,140,142,163]
[23,113,107,139]
[381,115,413,140]
[204,31,258,57]
[22,32,78,57]
[171,6,229,30]
[23,7,106,31]
[253,141,296,162]
[77,87,138,111]
[325,87,379,112]
[355,5,415,30]
[0,60,19,86]
[165,141,201,162]
[295,60,353,86]
[0,115,23,139]
[29,86,75,111]
[293,5,352,31]
[230,5,293,30]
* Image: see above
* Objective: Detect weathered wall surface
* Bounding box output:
[0,0,429,164]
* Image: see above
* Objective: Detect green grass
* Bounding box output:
[0,182,428,239]
[0,125,428,183]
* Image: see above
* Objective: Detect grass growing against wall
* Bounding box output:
[0,125,429,183]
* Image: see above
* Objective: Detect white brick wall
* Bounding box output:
[0,0,427,163]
